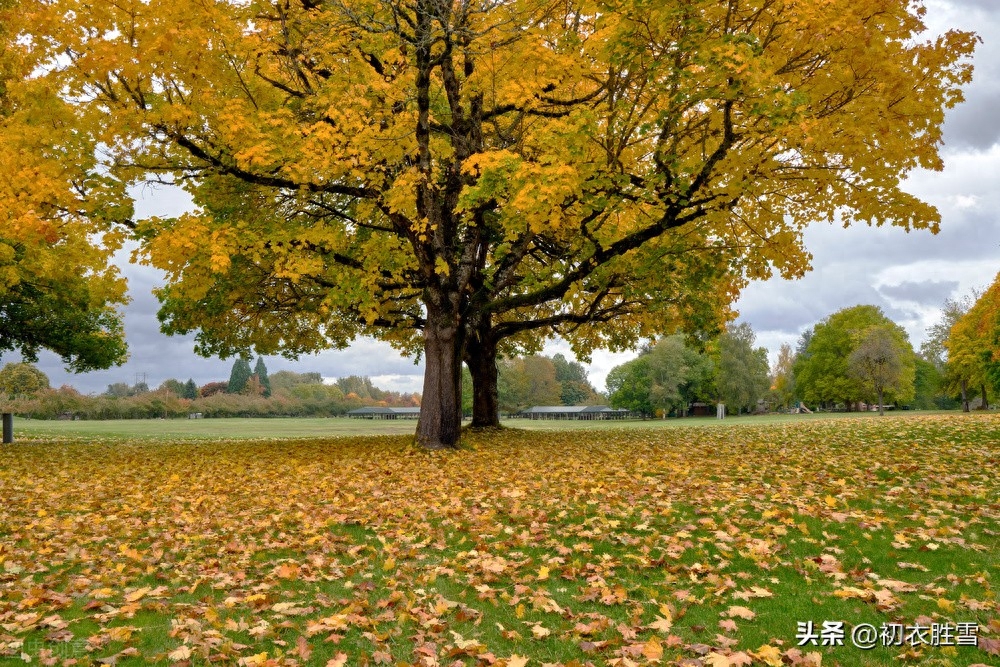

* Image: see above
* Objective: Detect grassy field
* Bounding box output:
[0,413,997,666]
[8,410,951,441]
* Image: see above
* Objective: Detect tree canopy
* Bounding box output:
[770,343,796,411]
[0,0,129,372]
[848,325,907,415]
[226,358,253,395]
[0,362,49,399]
[21,0,977,445]
[715,322,769,414]
[253,358,273,398]
[794,305,915,408]
[607,334,713,417]
[945,273,1000,408]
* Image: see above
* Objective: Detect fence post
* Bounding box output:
[2,413,12,444]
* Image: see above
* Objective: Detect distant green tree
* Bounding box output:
[461,365,473,418]
[158,379,186,397]
[551,353,600,405]
[716,323,770,414]
[606,336,714,417]
[497,356,562,413]
[848,326,906,416]
[226,358,253,394]
[104,382,132,398]
[0,362,50,399]
[253,357,272,397]
[912,356,953,410]
[607,357,654,417]
[182,378,199,400]
[336,376,382,400]
[269,371,324,393]
[646,336,699,417]
[794,305,915,409]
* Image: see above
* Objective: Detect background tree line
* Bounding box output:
[607,292,1000,417]
[606,324,770,418]
[7,276,1000,421]
[0,359,420,420]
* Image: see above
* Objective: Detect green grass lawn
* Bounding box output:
[7,409,958,440]
[0,413,997,666]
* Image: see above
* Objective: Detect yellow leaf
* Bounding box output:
[168,645,192,662]
[704,652,732,667]
[937,597,955,612]
[642,636,663,662]
[537,565,550,580]
[383,557,396,571]
[239,653,269,667]
[753,644,784,667]
[125,587,151,603]
[726,605,756,620]
[648,615,673,633]
[531,624,551,639]
[507,657,529,667]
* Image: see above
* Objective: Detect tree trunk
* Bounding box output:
[981,383,988,410]
[961,378,969,412]
[466,330,501,428]
[416,315,465,449]
[877,387,884,416]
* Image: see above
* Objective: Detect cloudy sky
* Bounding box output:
[18,0,1000,396]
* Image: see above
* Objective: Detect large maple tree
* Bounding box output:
[24,0,975,446]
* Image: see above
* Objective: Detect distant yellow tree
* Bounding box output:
[946,273,1000,410]
[22,0,976,446]
[771,343,796,411]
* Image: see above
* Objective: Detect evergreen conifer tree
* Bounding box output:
[253,358,272,397]
[227,358,252,394]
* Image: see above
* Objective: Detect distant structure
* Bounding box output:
[516,406,630,420]
[347,407,421,420]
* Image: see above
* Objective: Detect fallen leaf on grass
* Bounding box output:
[725,605,755,620]
[648,615,673,633]
[979,637,1000,656]
[168,646,192,662]
[753,645,783,667]
[642,636,663,662]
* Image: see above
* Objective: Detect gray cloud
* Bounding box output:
[877,280,960,305]
[941,0,1000,12]
[918,0,1000,151]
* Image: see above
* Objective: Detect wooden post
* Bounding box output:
[2,413,12,444]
